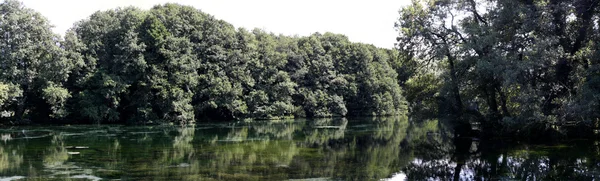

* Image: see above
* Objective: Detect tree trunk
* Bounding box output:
[447,52,464,113]
[14,84,28,123]
[484,86,499,117]
[496,85,511,117]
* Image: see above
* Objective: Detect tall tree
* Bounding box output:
[397,0,600,137]
[0,0,72,122]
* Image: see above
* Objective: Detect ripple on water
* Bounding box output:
[9,130,53,140]
[62,132,86,136]
[216,138,269,142]
[168,163,191,168]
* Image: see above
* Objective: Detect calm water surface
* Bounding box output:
[0,117,599,180]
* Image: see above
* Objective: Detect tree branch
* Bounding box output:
[467,0,488,25]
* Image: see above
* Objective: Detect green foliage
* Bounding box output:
[289,34,407,118]
[0,1,408,124]
[0,83,20,106]
[42,83,71,118]
[404,73,440,117]
[76,73,128,123]
[0,82,22,119]
[396,0,600,137]
[0,0,71,122]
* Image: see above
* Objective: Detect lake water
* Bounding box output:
[0,116,599,180]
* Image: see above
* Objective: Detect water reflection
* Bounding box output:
[304,118,347,145]
[0,118,599,180]
[43,134,69,169]
[403,137,600,180]
[0,146,23,173]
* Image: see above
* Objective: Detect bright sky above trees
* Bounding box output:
[20,0,410,48]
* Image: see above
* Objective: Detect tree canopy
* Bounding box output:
[0,1,407,124]
[396,0,600,138]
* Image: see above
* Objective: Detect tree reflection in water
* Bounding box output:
[404,133,600,180]
[43,134,69,169]
[0,119,599,180]
[0,144,23,173]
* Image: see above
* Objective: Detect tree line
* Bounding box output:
[3,0,600,138]
[0,1,407,124]
[397,0,600,138]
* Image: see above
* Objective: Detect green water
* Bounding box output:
[0,117,599,180]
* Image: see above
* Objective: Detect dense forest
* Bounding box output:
[1,0,600,139]
[396,0,600,138]
[0,0,407,125]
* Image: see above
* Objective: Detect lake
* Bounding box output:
[0,116,599,180]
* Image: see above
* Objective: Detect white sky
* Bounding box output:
[19,0,410,48]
